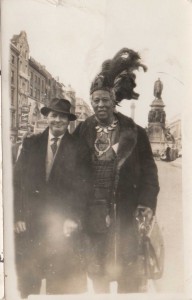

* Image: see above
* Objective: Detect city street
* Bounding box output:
[154,159,183,293]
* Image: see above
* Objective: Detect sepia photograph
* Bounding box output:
[1,0,192,299]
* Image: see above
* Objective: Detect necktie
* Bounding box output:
[51,137,59,156]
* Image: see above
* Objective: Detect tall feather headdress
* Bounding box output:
[90,48,147,104]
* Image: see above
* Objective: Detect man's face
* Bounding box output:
[47,111,70,136]
[91,90,114,124]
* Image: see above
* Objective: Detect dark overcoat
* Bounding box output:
[14,128,81,224]
[74,112,160,278]
[14,127,86,293]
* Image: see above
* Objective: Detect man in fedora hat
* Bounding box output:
[14,98,87,298]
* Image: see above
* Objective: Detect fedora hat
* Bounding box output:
[41,98,77,121]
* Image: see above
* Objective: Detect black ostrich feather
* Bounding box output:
[90,47,147,104]
[114,71,138,103]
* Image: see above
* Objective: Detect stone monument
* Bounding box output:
[147,78,167,154]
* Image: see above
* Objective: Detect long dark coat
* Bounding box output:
[74,112,160,280]
[14,128,86,294]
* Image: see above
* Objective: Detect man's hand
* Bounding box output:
[14,221,26,234]
[135,205,153,225]
[63,219,78,237]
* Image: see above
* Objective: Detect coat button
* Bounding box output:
[35,190,40,194]
[133,184,137,188]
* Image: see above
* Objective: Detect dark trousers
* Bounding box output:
[15,233,45,298]
[15,232,87,298]
[92,276,147,293]
[16,253,43,298]
[87,231,146,294]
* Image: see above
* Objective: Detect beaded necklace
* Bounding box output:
[94,119,118,157]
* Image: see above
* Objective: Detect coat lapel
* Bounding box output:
[109,113,137,190]
[49,130,71,180]
[35,128,49,183]
[86,116,97,152]
[115,112,138,171]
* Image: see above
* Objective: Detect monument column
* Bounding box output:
[147,78,166,154]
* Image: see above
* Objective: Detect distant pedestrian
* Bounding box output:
[165,145,171,161]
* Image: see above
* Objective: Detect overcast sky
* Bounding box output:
[2,0,192,127]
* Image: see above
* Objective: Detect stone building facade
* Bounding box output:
[63,85,77,133]
[10,31,67,140]
[75,97,93,128]
[28,57,48,128]
[10,31,30,140]
[10,31,93,139]
[167,114,182,151]
[10,42,20,140]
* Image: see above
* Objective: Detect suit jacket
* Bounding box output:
[14,128,82,238]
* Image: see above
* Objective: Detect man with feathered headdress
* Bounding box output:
[74,48,159,293]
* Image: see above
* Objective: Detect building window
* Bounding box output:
[34,88,37,99]
[35,75,37,83]
[22,63,26,73]
[11,71,14,84]
[22,82,26,92]
[11,88,14,106]
[30,88,33,97]
[38,78,40,85]
[11,111,15,128]
[13,112,16,128]
[30,72,33,86]
[11,112,13,128]
[42,80,44,91]
[11,55,15,64]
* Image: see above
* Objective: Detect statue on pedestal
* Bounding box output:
[154,78,163,99]
[148,110,155,122]
[160,110,166,124]
[154,110,160,122]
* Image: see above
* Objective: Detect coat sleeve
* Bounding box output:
[72,123,93,226]
[137,127,160,213]
[13,138,30,223]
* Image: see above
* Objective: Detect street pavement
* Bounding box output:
[154,159,183,293]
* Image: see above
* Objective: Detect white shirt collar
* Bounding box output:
[48,130,65,142]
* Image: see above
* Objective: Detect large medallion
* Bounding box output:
[94,120,118,157]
